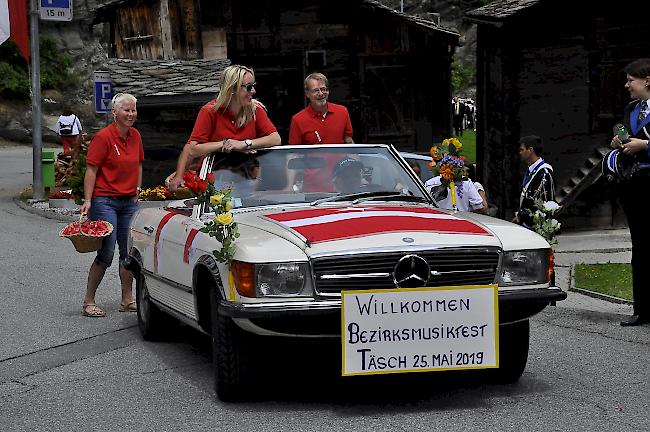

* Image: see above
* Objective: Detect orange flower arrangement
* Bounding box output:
[429,138,465,187]
[428,137,466,210]
[439,165,455,181]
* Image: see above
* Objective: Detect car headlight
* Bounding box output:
[498,249,552,286]
[257,263,308,296]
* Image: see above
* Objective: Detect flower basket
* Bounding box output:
[59,218,113,253]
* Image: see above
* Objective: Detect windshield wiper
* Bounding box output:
[311,191,428,206]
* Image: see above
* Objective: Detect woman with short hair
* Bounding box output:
[79,93,143,317]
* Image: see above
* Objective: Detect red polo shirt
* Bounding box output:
[188,100,277,143]
[288,102,353,145]
[289,103,353,192]
[86,123,144,197]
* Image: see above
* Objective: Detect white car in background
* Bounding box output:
[399,151,435,183]
[127,144,565,401]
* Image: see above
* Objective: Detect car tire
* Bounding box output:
[136,270,172,341]
[210,288,251,402]
[493,320,530,384]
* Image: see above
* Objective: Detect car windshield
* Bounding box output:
[201,145,431,211]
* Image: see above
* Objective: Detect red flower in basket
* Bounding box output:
[59,219,114,253]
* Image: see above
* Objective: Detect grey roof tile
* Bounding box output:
[104,58,231,99]
[466,0,542,21]
[362,0,459,36]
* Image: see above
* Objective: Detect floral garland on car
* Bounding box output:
[183,170,239,264]
[428,137,466,210]
[532,199,562,247]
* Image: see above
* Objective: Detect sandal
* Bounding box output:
[119,301,137,313]
[82,304,106,318]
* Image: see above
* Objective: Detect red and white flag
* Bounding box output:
[0,0,30,62]
[265,206,492,243]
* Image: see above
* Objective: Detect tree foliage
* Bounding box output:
[451,60,475,94]
[0,37,77,100]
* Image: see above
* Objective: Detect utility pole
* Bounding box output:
[30,0,43,199]
[400,1,404,13]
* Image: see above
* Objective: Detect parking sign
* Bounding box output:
[94,71,113,114]
[40,0,73,22]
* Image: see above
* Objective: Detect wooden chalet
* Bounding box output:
[467,0,650,228]
[93,0,459,164]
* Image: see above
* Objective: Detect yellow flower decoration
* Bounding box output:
[210,194,224,206]
[215,212,234,226]
[442,138,462,151]
[201,186,238,263]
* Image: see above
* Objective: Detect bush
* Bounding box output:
[451,61,475,94]
[0,37,77,100]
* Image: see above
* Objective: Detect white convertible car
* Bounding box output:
[127,144,566,401]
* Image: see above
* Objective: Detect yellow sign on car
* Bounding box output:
[341,285,499,376]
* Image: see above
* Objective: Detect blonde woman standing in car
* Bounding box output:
[168,65,281,191]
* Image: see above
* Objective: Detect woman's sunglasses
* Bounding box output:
[241,82,257,92]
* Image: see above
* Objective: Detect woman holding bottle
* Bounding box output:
[610,58,650,326]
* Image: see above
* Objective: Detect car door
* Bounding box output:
[147,205,202,319]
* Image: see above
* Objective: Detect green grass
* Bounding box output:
[574,263,632,301]
[456,130,476,164]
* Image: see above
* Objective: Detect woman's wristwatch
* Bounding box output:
[245,139,253,150]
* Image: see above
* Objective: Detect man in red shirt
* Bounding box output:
[289,72,353,145]
[289,73,354,191]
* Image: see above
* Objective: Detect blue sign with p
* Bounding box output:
[93,71,113,113]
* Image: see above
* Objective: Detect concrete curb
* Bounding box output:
[13,197,78,223]
[568,263,634,305]
[556,248,632,254]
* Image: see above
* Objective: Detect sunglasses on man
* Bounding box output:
[241,82,257,92]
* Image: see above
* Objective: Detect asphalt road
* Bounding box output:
[0,146,648,432]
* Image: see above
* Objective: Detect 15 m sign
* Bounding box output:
[40,0,72,22]
[341,285,499,376]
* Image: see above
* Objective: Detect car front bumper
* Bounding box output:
[218,287,567,336]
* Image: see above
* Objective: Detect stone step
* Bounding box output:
[596,147,610,157]
[586,157,600,167]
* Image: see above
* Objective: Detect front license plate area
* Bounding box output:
[341,285,499,376]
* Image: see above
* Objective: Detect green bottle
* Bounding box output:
[614,123,630,144]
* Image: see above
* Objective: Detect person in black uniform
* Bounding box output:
[513,135,555,229]
[610,58,650,326]
[452,96,465,137]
